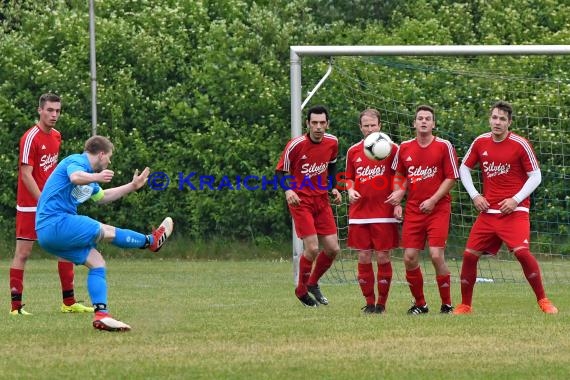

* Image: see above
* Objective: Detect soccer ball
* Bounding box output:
[363,132,392,160]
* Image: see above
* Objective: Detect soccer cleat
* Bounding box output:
[297,292,318,307]
[149,217,174,252]
[10,305,32,316]
[375,304,386,314]
[452,304,473,315]
[440,304,454,314]
[61,302,95,313]
[538,298,558,314]
[307,284,329,305]
[361,304,376,314]
[407,303,429,315]
[92,312,131,332]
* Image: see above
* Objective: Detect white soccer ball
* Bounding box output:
[363,131,392,160]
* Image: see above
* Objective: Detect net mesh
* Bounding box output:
[300,55,570,284]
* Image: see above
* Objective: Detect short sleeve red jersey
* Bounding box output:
[392,137,458,211]
[17,125,61,209]
[462,131,539,209]
[276,133,338,197]
[345,140,398,222]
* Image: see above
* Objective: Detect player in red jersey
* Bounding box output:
[454,100,558,315]
[345,109,401,314]
[386,105,459,315]
[11,93,93,315]
[276,105,341,307]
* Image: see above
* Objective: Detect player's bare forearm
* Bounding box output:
[97,183,137,204]
[430,178,456,204]
[20,166,41,200]
[70,170,114,185]
[97,168,149,204]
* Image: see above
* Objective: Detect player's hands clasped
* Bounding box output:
[419,198,436,214]
[131,167,150,190]
[473,194,490,213]
[385,189,405,206]
[498,198,518,214]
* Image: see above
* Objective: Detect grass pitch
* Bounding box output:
[0,259,568,379]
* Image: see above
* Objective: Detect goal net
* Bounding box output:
[291,46,570,285]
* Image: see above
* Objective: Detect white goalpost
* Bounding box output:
[290,45,570,285]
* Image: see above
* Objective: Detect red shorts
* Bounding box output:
[401,203,450,250]
[16,211,37,240]
[288,194,337,239]
[347,223,399,251]
[466,211,530,254]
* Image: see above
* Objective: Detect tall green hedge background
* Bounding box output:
[1,0,569,246]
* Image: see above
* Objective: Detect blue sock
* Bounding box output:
[87,267,107,312]
[112,228,148,248]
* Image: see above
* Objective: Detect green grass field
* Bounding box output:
[0,258,568,379]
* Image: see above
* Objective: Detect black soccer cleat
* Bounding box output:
[375,304,386,314]
[297,292,318,307]
[407,303,429,315]
[307,284,329,305]
[361,304,376,314]
[440,304,454,314]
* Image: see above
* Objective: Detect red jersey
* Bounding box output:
[345,140,398,223]
[462,131,539,210]
[393,137,458,211]
[276,133,338,197]
[17,125,61,210]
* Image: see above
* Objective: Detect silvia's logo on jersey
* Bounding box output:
[406,156,413,161]
[41,144,46,150]
[40,153,58,172]
[407,165,438,183]
[300,162,328,177]
[356,165,385,181]
[482,151,489,156]
[356,157,362,163]
[300,155,308,160]
[482,161,510,178]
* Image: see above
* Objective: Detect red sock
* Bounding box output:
[436,273,452,306]
[307,251,334,286]
[377,262,392,306]
[295,255,313,297]
[514,248,546,301]
[459,251,479,306]
[58,261,76,306]
[9,268,24,311]
[405,266,425,306]
[357,263,375,305]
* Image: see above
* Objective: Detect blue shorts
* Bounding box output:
[36,215,101,265]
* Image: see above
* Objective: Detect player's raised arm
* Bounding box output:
[96,167,151,205]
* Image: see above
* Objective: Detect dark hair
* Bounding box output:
[415,104,435,122]
[306,105,329,122]
[359,108,381,125]
[84,135,114,154]
[491,100,513,120]
[39,93,61,108]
